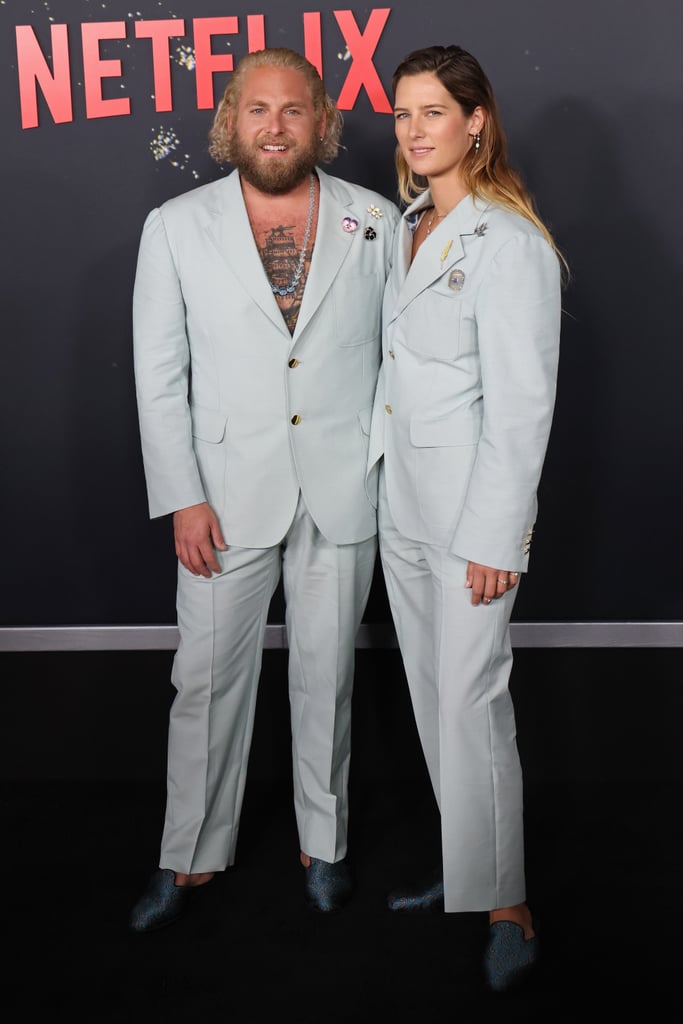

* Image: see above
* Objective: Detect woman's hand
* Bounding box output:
[466,561,520,605]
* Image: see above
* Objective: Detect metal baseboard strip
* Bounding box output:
[0,622,683,651]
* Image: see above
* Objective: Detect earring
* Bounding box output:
[474,132,481,152]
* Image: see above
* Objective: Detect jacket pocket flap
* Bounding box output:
[190,404,227,443]
[410,408,481,448]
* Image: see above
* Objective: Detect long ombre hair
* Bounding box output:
[392,45,566,270]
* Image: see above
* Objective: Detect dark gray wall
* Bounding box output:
[1,1,681,627]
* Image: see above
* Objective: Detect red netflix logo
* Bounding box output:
[15,9,393,129]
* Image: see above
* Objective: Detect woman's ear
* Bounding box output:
[470,106,485,136]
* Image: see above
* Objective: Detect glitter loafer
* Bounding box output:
[129,868,192,933]
[304,857,352,912]
[483,920,539,992]
[387,871,444,912]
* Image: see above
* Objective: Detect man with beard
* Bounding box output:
[129,47,400,932]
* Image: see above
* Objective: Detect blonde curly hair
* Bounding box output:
[209,48,343,165]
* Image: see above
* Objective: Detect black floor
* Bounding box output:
[3,647,682,1019]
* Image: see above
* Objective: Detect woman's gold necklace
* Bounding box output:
[425,207,447,234]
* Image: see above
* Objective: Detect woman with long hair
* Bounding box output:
[368,44,565,992]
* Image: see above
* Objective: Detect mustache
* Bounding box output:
[256,135,298,148]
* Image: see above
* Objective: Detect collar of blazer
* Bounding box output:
[202,167,361,343]
[390,191,491,322]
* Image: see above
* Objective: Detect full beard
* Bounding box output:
[230,131,320,194]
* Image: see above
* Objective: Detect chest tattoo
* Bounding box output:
[256,224,314,334]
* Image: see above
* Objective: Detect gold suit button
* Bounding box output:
[385,404,392,414]
[388,350,395,359]
[288,358,299,368]
[291,414,302,425]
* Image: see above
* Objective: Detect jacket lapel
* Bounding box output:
[389,192,490,324]
[202,168,358,344]
[204,170,291,339]
[291,168,356,342]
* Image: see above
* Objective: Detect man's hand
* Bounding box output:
[465,562,520,606]
[173,502,228,577]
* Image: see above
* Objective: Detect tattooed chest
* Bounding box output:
[255,221,316,333]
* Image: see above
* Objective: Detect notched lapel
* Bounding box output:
[204,172,290,338]
[389,194,490,324]
[393,232,466,319]
[291,172,355,341]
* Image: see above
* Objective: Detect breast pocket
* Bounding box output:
[334,272,381,346]
[409,288,473,364]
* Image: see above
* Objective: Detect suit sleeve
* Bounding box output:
[132,207,206,519]
[449,231,561,571]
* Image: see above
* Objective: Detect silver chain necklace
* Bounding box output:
[269,174,316,297]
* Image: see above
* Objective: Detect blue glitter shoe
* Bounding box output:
[129,869,190,933]
[483,920,539,992]
[387,871,444,912]
[304,857,352,912]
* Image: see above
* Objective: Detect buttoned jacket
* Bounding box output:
[368,191,561,572]
[133,168,400,547]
